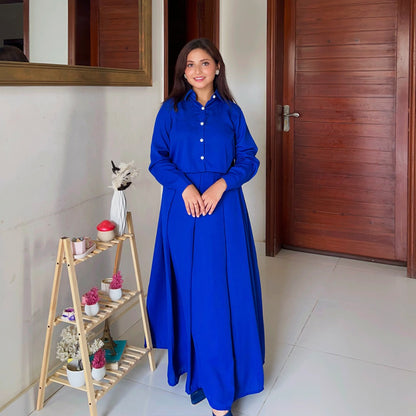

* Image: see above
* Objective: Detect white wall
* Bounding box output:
[0,0,267,413]
[221,0,267,245]
[0,0,164,412]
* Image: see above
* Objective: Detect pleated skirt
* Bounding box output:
[147,172,265,410]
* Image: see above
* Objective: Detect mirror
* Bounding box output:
[0,0,151,86]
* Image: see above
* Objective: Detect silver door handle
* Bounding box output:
[283,104,300,132]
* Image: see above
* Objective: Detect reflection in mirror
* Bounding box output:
[0,0,152,85]
[71,0,142,69]
[0,0,25,54]
[0,0,143,68]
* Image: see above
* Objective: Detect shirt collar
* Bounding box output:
[184,89,224,103]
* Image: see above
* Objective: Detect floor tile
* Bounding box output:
[33,379,212,416]
[25,250,416,416]
[321,261,414,312]
[259,254,335,300]
[259,347,416,416]
[297,299,416,371]
[125,348,188,397]
[233,343,293,416]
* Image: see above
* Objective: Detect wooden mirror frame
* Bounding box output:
[0,0,151,86]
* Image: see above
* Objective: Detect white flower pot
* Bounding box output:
[109,288,122,301]
[66,361,85,387]
[91,365,106,381]
[84,302,99,316]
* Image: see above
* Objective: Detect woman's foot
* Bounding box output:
[212,410,232,416]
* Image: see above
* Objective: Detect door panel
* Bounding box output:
[282,0,408,261]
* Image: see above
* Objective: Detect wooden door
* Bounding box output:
[279,0,409,262]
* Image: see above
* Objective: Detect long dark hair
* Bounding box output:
[166,38,235,110]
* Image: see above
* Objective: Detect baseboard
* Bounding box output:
[1,382,61,416]
[255,240,266,257]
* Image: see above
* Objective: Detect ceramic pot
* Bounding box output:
[66,360,85,387]
[72,239,86,255]
[101,278,112,293]
[84,302,99,316]
[91,365,106,381]
[109,288,122,301]
[97,229,115,242]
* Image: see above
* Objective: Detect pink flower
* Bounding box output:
[82,287,99,305]
[91,349,106,369]
[109,271,123,289]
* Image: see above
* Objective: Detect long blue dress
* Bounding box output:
[147,90,265,410]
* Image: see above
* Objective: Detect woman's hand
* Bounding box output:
[182,184,206,217]
[201,179,227,215]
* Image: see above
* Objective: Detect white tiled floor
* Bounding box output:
[32,249,416,416]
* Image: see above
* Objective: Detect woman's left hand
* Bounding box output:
[201,179,227,215]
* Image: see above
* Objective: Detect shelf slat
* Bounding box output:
[54,290,140,332]
[46,345,149,401]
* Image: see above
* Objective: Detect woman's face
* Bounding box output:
[184,48,219,95]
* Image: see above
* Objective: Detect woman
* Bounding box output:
[147,38,265,416]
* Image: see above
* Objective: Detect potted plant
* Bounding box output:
[91,348,106,381]
[81,286,100,316]
[56,326,104,387]
[109,270,123,301]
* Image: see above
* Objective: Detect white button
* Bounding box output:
[200,156,205,160]
[200,121,204,126]
[201,106,205,110]
[213,95,216,99]
[200,138,204,142]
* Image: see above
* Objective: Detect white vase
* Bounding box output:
[91,365,106,381]
[109,288,122,301]
[66,360,85,387]
[110,190,127,236]
[84,302,99,316]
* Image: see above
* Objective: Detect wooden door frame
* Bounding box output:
[267,0,416,277]
[163,0,219,98]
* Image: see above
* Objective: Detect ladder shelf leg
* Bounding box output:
[126,212,155,371]
[37,239,65,410]
[63,238,98,416]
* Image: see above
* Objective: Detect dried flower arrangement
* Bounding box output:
[81,287,99,306]
[110,160,139,191]
[56,326,104,370]
[91,349,106,369]
[109,271,123,289]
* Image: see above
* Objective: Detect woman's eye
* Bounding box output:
[187,63,193,68]
[202,62,209,66]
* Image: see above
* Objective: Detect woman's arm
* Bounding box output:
[149,103,193,193]
[221,106,260,190]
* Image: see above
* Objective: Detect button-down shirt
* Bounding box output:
[149,90,259,193]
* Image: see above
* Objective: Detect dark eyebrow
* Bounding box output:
[186,58,211,63]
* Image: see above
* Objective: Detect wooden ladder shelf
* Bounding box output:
[36,212,155,416]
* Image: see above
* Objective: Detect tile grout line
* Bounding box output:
[293,343,416,376]
[293,299,319,346]
[254,343,296,416]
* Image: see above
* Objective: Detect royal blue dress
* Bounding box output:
[147,90,265,410]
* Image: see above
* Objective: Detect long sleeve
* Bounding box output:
[149,102,192,193]
[222,106,260,190]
